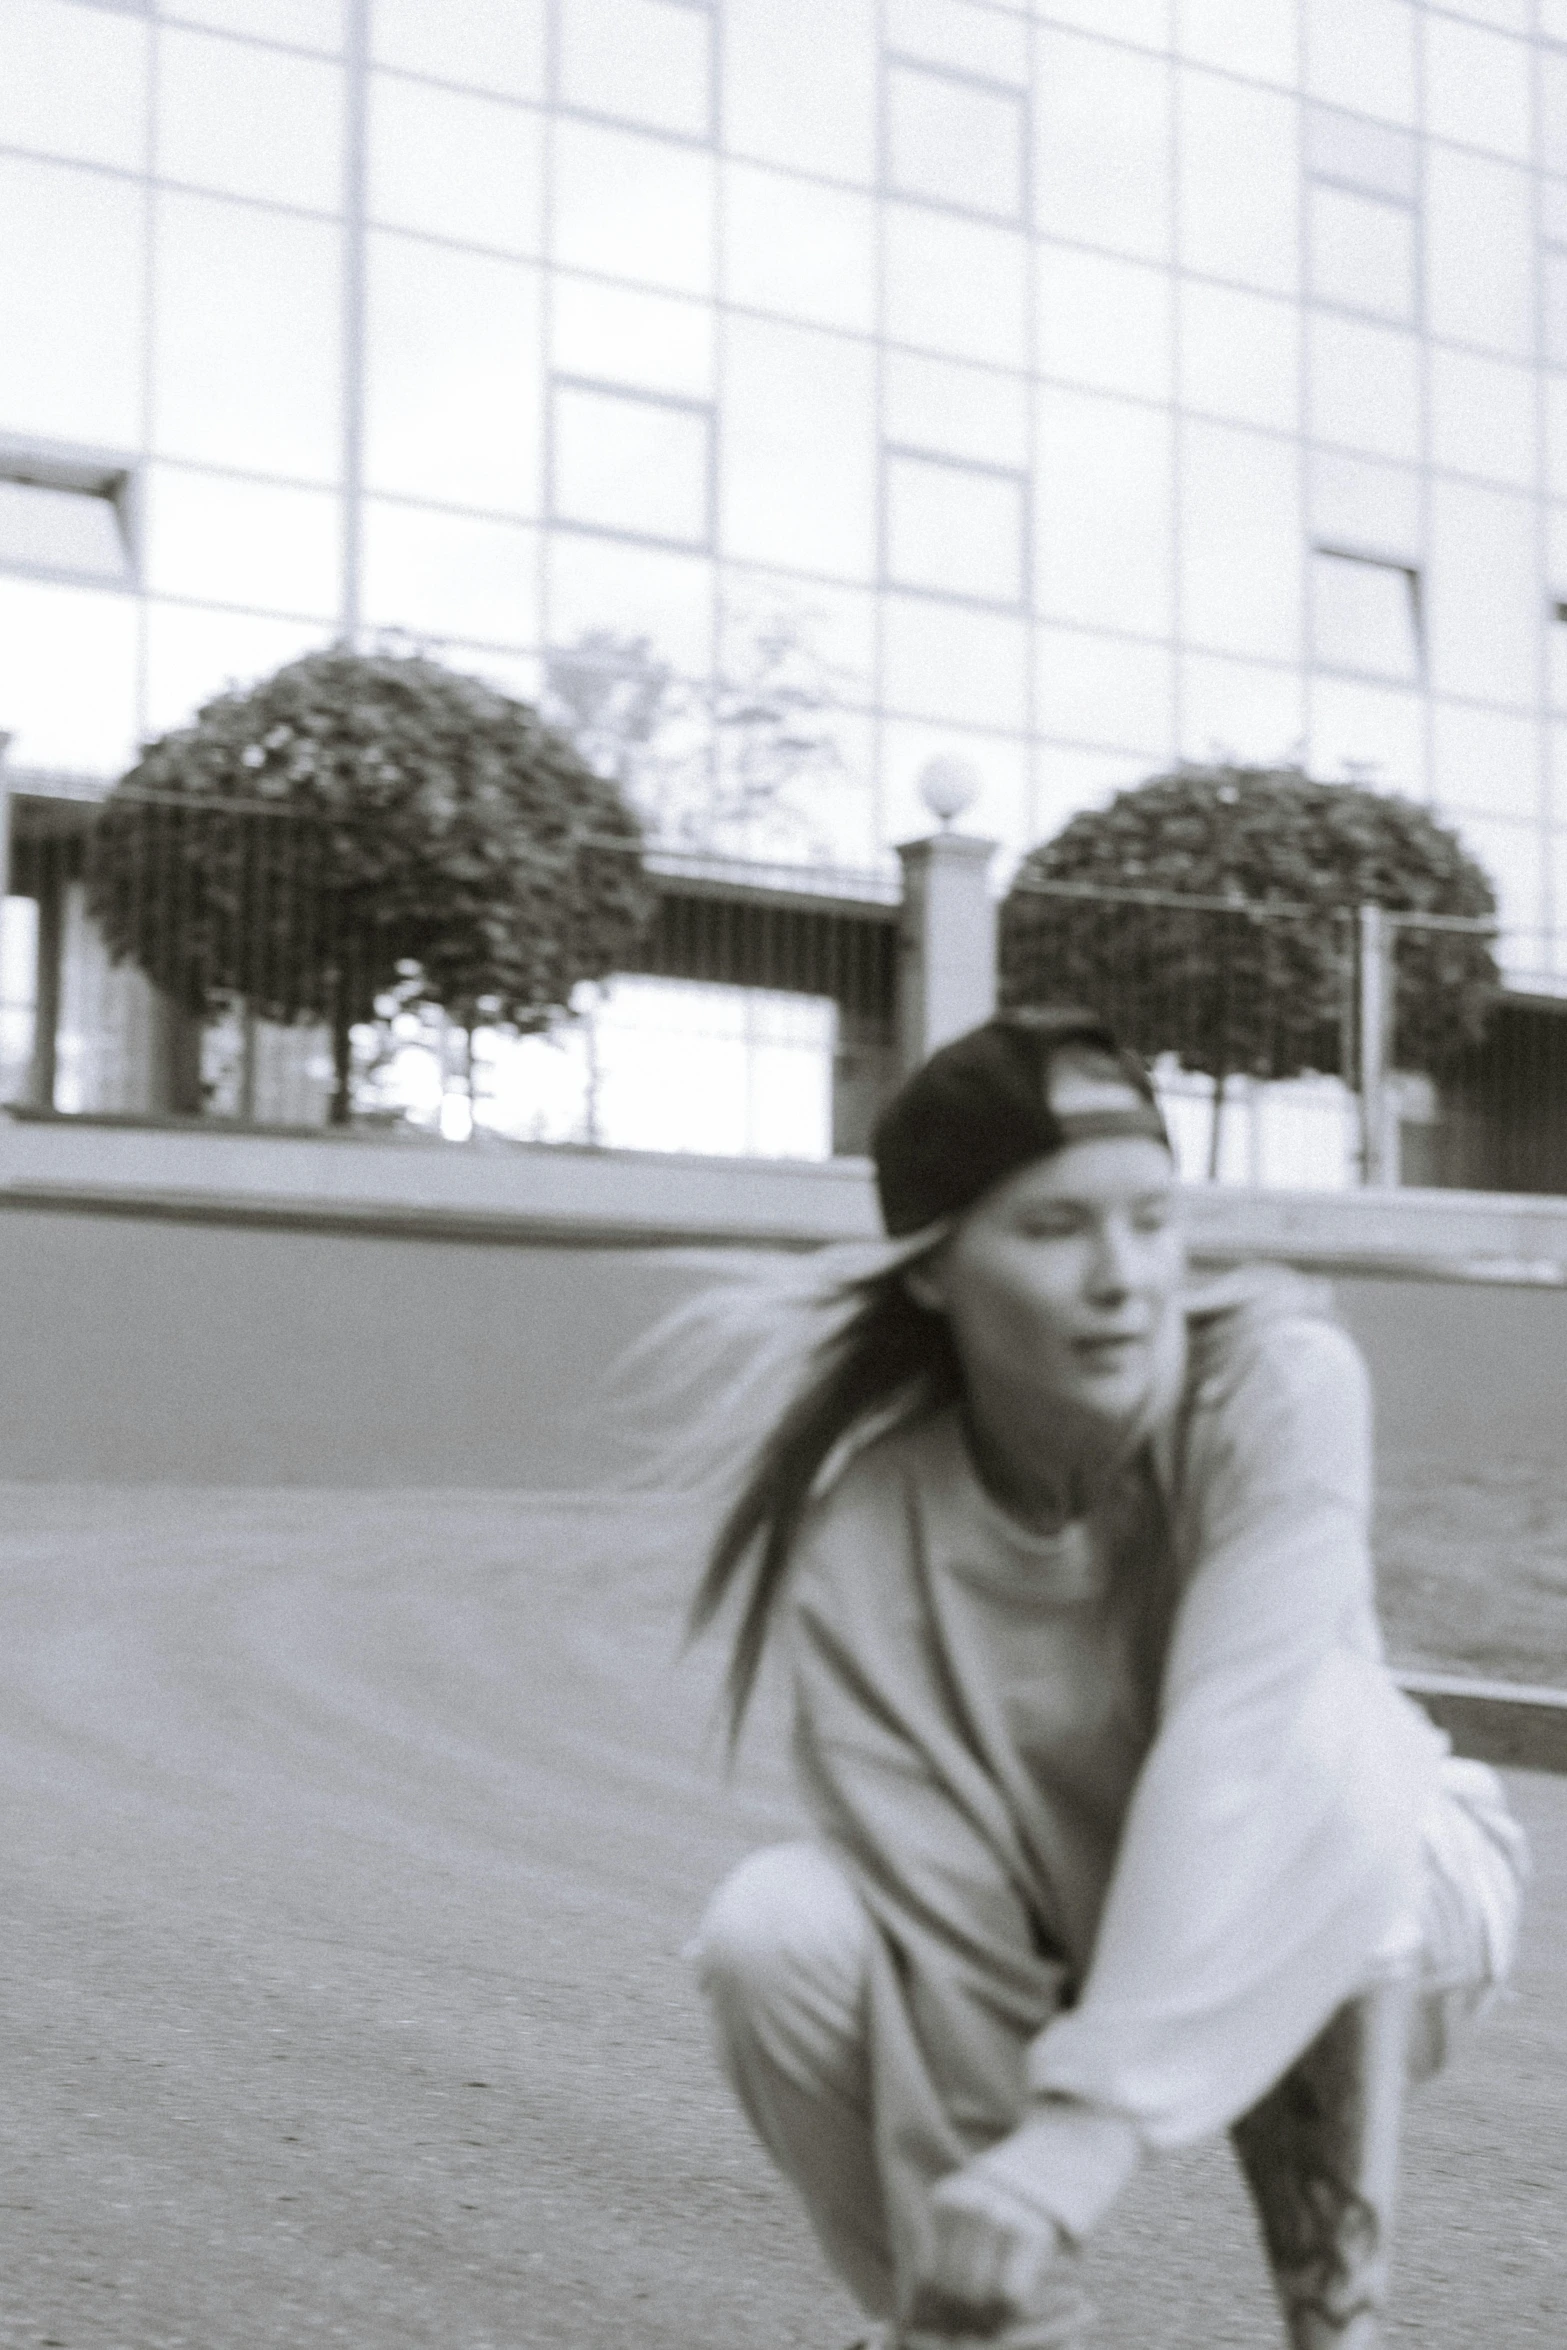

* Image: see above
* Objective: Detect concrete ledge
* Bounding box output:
[1397,1670,1567,1776]
[7,1108,1567,1274]
[0,1108,882,1244]
[1180,1181,1567,1275]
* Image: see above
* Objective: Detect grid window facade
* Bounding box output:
[0,0,1562,990]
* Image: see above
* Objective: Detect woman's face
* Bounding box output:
[911,1136,1184,1426]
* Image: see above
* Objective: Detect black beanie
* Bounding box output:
[871,1007,1172,1237]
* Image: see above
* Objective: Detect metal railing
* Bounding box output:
[5,777,1564,1186]
[1001,873,1523,1191]
[1,785,900,1159]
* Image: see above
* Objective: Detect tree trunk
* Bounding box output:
[329,991,353,1126]
[148,988,204,1117]
[1207,1064,1228,1181]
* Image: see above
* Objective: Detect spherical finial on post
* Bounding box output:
[917,756,980,830]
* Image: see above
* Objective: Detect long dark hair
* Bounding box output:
[670,1236,961,1744]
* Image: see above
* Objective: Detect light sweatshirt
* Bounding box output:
[783,1272,1465,2262]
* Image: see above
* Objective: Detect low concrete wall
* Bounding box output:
[5,1108,1567,1486]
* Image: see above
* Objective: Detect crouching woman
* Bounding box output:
[685,1009,1526,2350]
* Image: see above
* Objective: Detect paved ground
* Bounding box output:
[0,1486,1561,2350]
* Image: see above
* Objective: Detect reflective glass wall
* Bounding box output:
[2,0,1566,979]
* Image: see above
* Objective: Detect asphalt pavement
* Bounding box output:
[0,1485,1561,2350]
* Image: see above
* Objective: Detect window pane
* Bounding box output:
[364,234,542,511]
[0,478,129,586]
[581,980,834,1160]
[157,29,343,212]
[1179,282,1299,432]
[1034,387,1173,637]
[1031,744,1153,851]
[1304,104,1416,201]
[552,119,714,297]
[1432,702,1539,822]
[885,61,1025,223]
[361,500,537,645]
[546,532,713,674]
[1309,674,1423,789]
[1545,50,1567,178]
[154,191,342,479]
[1308,452,1421,561]
[721,317,876,579]
[0,155,145,448]
[1548,378,1567,500]
[1430,349,1536,489]
[552,383,711,547]
[884,452,1025,605]
[881,596,1026,729]
[558,0,713,138]
[1304,0,1416,126]
[1442,815,1542,950]
[143,602,330,737]
[719,577,876,705]
[1178,654,1304,767]
[1427,480,1536,705]
[884,0,1027,83]
[0,0,149,171]
[145,464,341,616]
[552,278,711,399]
[1179,72,1299,296]
[883,204,1027,367]
[371,0,546,100]
[1306,312,1420,459]
[1035,245,1173,403]
[1444,0,1527,29]
[369,74,543,253]
[1035,626,1174,756]
[1549,500,1567,597]
[1,894,39,1099]
[1181,422,1303,663]
[723,0,877,183]
[1311,552,1419,680]
[1039,0,1168,44]
[1180,0,1298,86]
[1034,31,1171,263]
[721,164,876,334]
[1425,149,1533,359]
[0,575,138,771]
[1423,14,1531,162]
[1547,250,1567,370]
[1308,186,1415,322]
[163,0,344,49]
[884,352,1028,469]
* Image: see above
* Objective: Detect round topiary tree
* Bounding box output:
[1000,764,1499,1175]
[87,647,654,1122]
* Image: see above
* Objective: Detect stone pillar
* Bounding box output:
[895,831,998,1074]
[1357,901,1395,1186]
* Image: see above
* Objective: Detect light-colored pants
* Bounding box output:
[692,1768,1525,2349]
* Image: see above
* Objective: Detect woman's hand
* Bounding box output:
[905,2155,1073,2341]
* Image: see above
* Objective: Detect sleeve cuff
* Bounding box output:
[967,2097,1143,2245]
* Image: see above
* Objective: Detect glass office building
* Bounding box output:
[3,0,1567,990]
